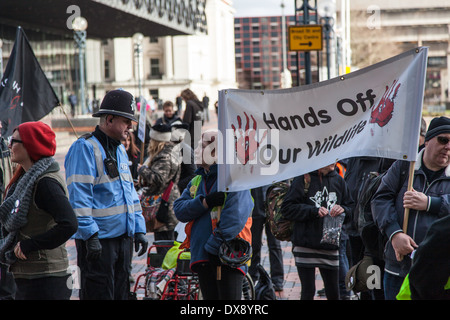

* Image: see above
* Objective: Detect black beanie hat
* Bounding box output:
[425,116,450,141]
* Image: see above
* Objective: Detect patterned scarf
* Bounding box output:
[0,157,55,265]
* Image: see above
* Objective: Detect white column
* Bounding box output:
[164,36,174,79]
[113,38,133,82]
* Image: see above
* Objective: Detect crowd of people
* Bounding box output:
[0,86,449,301]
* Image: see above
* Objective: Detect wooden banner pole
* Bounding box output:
[402,161,416,233]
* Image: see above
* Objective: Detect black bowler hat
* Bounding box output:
[93,89,137,122]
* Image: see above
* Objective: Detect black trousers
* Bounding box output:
[196,262,244,300]
[297,266,339,300]
[249,217,284,286]
[76,236,132,300]
[0,265,16,300]
[15,275,72,300]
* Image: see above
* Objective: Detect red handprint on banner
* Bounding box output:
[231,112,267,165]
[370,79,401,127]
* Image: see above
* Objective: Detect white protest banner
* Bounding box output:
[217,47,428,192]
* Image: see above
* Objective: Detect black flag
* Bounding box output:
[0,26,60,137]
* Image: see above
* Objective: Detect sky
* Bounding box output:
[232,0,296,17]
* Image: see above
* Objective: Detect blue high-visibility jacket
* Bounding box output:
[64,135,146,240]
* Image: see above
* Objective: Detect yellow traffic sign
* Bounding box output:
[288,25,323,51]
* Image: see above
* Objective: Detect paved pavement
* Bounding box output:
[50,110,327,301]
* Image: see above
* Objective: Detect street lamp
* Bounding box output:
[133,32,146,163]
[295,0,318,85]
[318,0,336,80]
[73,16,88,115]
[133,32,144,100]
[280,0,292,88]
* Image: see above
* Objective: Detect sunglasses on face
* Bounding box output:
[436,136,450,145]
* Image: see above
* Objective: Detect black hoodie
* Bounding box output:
[281,169,354,250]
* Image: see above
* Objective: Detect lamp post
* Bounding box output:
[133,32,144,100]
[318,0,336,80]
[295,0,318,85]
[133,32,146,163]
[281,0,292,88]
[73,16,88,115]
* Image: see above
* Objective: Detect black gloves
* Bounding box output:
[86,234,102,261]
[86,233,148,260]
[134,233,148,256]
[205,192,225,209]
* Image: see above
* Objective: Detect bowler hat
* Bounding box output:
[93,89,137,122]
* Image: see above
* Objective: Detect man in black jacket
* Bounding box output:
[372,116,450,300]
[409,214,450,299]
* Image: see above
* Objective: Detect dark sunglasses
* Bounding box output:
[436,136,450,145]
[8,138,23,147]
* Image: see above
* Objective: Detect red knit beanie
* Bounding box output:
[17,121,56,161]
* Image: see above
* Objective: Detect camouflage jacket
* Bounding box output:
[138,142,181,231]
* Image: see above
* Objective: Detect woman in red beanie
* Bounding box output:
[0,121,78,300]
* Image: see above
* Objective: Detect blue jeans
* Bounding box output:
[339,238,350,298]
[383,272,405,300]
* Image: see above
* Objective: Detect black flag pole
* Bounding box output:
[0,26,60,137]
[58,103,79,139]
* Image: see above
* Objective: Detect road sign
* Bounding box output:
[288,25,323,51]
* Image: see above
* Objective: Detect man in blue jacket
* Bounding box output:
[65,89,148,300]
[372,116,450,300]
